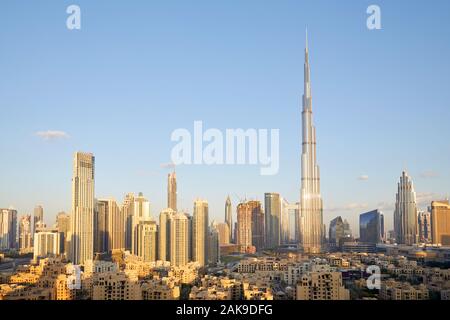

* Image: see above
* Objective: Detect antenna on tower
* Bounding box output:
[305,26,308,51]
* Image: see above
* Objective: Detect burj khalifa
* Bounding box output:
[300,32,323,253]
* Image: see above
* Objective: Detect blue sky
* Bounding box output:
[1,0,450,236]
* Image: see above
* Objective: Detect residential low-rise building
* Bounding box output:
[379,280,429,300]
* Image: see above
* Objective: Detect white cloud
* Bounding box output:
[358,175,369,181]
[374,193,447,212]
[160,162,176,169]
[325,202,369,212]
[420,170,439,179]
[35,130,70,141]
[416,192,447,207]
[377,201,395,211]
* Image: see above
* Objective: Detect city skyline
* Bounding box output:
[1,1,450,236]
[2,1,450,305]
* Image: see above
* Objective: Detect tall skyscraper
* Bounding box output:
[56,212,71,255]
[132,192,151,254]
[121,193,135,251]
[237,202,252,248]
[208,226,219,265]
[187,214,193,261]
[168,171,177,211]
[343,219,352,238]
[281,199,301,243]
[19,215,32,252]
[249,200,264,251]
[329,216,345,248]
[33,205,44,233]
[211,221,230,245]
[170,212,189,266]
[0,209,17,250]
[280,198,290,245]
[418,210,432,243]
[136,220,157,262]
[225,196,233,243]
[70,152,95,265]
[94,200,108,254]
[97,198,125,252]
[430,200,450,245]
[300,33,323,254]
[394,171,418,245]
[359,210,384,244]
[193,199,209,266]
[265,193,281,249]
[158,208,175,261]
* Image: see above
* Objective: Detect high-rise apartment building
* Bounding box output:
[193,199,209,266]
[94,200,108,254]
[102,199,125,252]
[136,220,158,262]
[121,193,135,251]
[249,200,264,251]
[70,152,95,265]
[431,200,450,245]
[418,211,432,243]
[225,196,232,243]
[0,208,18,250]
[168,171,177,211]
[33,228,60,261]
[33,205,44,233]
[208,227,219,265]
[394,171,418,245]
[132,193,151,255]
[159,208,175,261]
[212,221,230,245]
[170,213,189,266]
[280,198,291,244]
[237,202,252,248]
[187,214,193,261]
[19,215,33,252]
[300,34,323,253]
[265,193,281,249]
[283,202,300,243]
[56,212,71,256]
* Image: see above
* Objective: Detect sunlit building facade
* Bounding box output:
[394,171,418,245]
[300,35,323,253]
[70,152,95,265]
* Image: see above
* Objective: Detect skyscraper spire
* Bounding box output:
[305,27,308,53]
[168,171,177,211]
[225,195,232,243]
[304,29,312,111]
[300,32,323,254]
